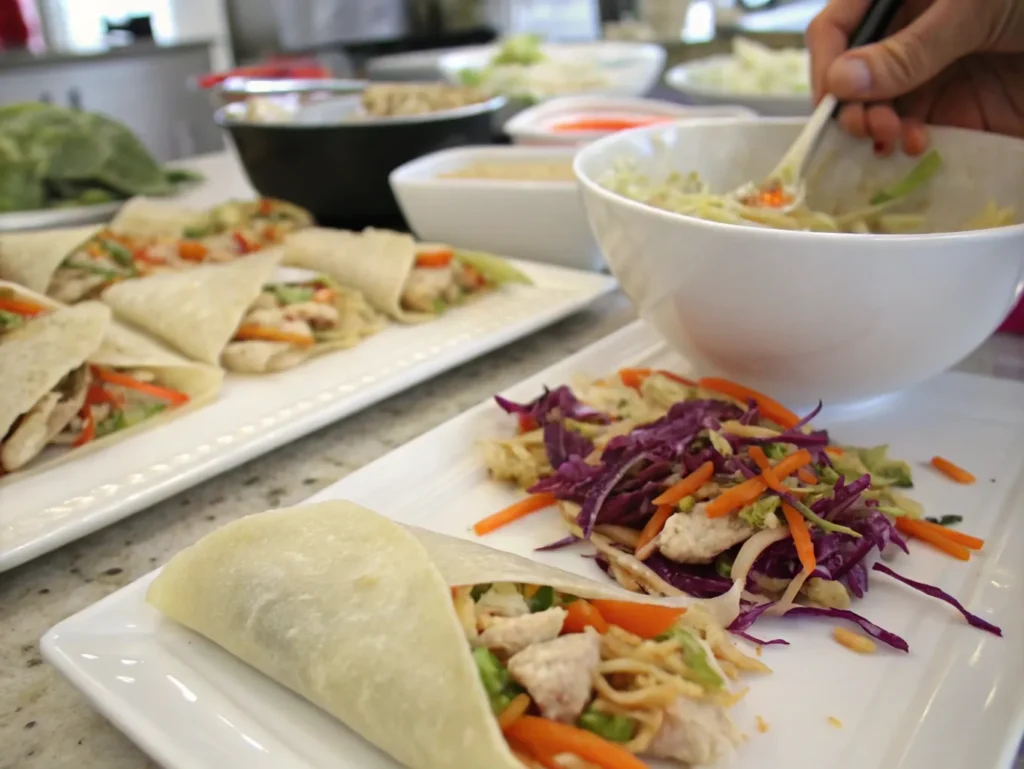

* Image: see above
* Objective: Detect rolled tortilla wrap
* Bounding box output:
[101,250,282,365]
[0,283,223,482]
[283,227,433,323]
[147,501,742,769]
[0,225,101,294]
[108,197,201,239]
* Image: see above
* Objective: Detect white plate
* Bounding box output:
[390,145,603,272]
[0,201,124,232]
[43,321,1024,769]
[0,259,615,572]
[664,56,813,117]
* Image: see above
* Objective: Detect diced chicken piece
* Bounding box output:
[657,505,753,564]
[221,341,311,374]
[475,585,530,619]
[508,628,601,723]
[284,301,339,329]
[474,607,566,656]
[1,366,90,470]
[645,697,741,766]
[401,267,455,312]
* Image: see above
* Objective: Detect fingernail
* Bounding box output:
[873,141,885,154]
[830,58,873,96]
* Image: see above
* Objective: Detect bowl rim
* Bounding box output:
[573,116,1024,243]
[214,94,508,130]
[389,144,581,192]
[663,57,812,104]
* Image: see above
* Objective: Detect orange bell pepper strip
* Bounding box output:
[698,377,801,429]
[781,502,816,575]
[472,493,558,536]
[895,518,971,561]
[233,324,316,348]
[930,456,976,485]
[652,461,715,506]
[504,716,648,769]
[415,247,455,268]
[705,449,812,518]
[0,295,47,317]
[91,367,190,406]
[562,599,609,634]
[589,600,686,640]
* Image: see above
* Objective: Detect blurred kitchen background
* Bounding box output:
[0,0,822,161]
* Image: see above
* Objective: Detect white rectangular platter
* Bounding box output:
[42,321,1024,769]
[0,259,616,571]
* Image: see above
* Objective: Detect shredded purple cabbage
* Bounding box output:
[784,606,910,651]
[733,631,790,647]
[872,563,1003,637]
[542,422,593,470]
[535,534,580,552]
[496,385,609,425]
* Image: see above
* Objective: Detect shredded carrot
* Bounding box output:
[653,461,715,506]
[177,241,209,261]
[472,493,557,536]
[257,198,274,215]
[498,693,533,730]
[781,503,816,574]
[73,408,96,447]
[505,716,648,769]
[589,600,685,640]
[705,449,812,518]
[234,324,316,347]
[619,368,696,391]
[509,742,563,769]
[895,518,971,561]
[635,504,673,556]
[312,287,335,303]
[415,248,455,268]
[0,295,47,317]
[232,231,253,253]
[517,413,539,434]
[659,370,697,387]
[562,599,609,635]
[797,468,819,485]
[930,456,976,485]
[133,249,165,266]
[896,517,982,552]
[697,377,801,429]
[91,367,190,406]
[748,446,786,493]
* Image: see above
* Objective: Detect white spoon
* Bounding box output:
[729,0,904,213]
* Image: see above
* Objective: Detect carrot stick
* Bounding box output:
[897,517,983,551]
[498,693,532,730]
[930,456,976,485]
[634,504,673,556]
[698,377,801,429]
[825,446,845,457]
[505,716,648,769]
[415,248,454,268]
[510,742,562,769]
[234,324,316,347]
[781,503,816,574]
[91,367,190,406]
[73,408,96,447]
[562,599,609,634]
[895,518,971,561]
[177,241,209,262]
[589,600,685,640]
[618,368,651,390]
[705,449,812,518]
[473,493,557,536]
[0,295,47,317]
[658,370,696,387]
[748,446,786,493]
[797,468,819,485]
[653,461,715,505]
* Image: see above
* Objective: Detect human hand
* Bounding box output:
[806,0,1024,155]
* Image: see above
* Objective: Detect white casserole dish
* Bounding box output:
[389,145,605,272]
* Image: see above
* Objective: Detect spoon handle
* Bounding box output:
[830,0,905,116]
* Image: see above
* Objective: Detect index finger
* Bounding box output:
[806,0,872,101]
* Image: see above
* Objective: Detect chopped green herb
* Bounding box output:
[925,514,964,527]
[714,551,734,579]
[763,443,788,460]
[0,309,24,331]
[527,585,555,613]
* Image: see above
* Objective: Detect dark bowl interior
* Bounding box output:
[222,102,500,230]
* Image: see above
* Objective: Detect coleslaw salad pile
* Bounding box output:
[476,369,1002,651]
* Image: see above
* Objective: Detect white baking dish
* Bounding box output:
[389,145,605,272]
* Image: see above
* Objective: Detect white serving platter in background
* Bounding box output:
[43,321,1023,769]
[0,259,616,572]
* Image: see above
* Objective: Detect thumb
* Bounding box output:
[825,0,978,101]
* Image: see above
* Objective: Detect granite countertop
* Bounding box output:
[0,39,213,72]
[1,153,1022,769]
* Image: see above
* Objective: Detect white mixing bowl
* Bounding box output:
[574,118,1024,407]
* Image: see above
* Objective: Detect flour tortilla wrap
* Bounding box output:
[108,197,200,239]
[0,301,110,446]
[284,227,433,323]
[0,225,100,294]
[147,501,738,769]
[100,250,282,364]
